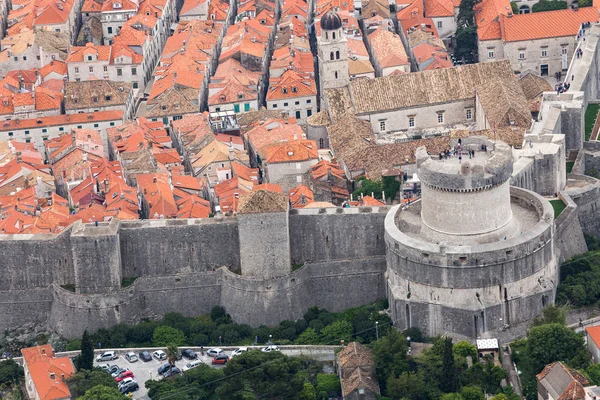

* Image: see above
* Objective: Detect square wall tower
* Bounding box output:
[237,190,291,278]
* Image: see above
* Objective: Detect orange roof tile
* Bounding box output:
[137,173,177,218]
[368,28,409,68]
[21,345,74,400]
[254,183,283,192]
[267,70,317,101]
[500,7,599,42]
[474,0,511,41]
[266,139,318,163]
[289,184,314,208]
[587,326,600,348]
[40,60,67,78]
[424,0,455,17]
[180,0,207,15]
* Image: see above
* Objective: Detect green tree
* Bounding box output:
[79,330,95,371]
[454,341,477,360]
[320,320,353,345]
[165,344,179,380]
[532,305,567,326]
[299,382,317,400]
[216,351,306,400]
[531,0,567,11]
[387,371,430,400]
[510,1,519,13]
[295,328,321,345]
[352,178,384,200]
[153,326,186,347]
[441,394,464,400]
[490,395,510,400]
[460,385,485,400]
[372,329,409,394]
[210,306,232,325]
[316,374,341,398]
[0,359,24,384]
[588,364,600,385]
[440,337,458,393]
[67,370,119,398]
[77,385,125,400]
[455,26,477,62]
[527,323,589,373]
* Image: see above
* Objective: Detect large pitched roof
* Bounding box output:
[476,77,531,128]
[345,60,514,114]
[519,72,553,100]
[21,345,74,400]
[500,7,599,42]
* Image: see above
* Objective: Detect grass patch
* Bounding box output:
[60,284,76,292]
[121,277,138,288]
[566,161,574,173]
[585,103,600,141]
[550,199,566,218]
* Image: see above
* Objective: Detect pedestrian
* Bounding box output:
[572,74,575,81]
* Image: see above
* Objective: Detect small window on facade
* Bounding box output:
[335,51,340,59]
[272,104,278,109]
[437,21,442,28]
[488,50,494,58]
[89,66,94,73]
[117,68,123,76]
[541,48,547,57]
[296,110,301,119]
[59,127,64,131]
[110,122,115,126]
[24,130,30,135]
[104,66,108,72]
[307,109,312,117]
[23,56,26,61]
[330,52,334,60]
[74,67,79,73]
[25,138,30,143]
[409,116,415,127]
[105,95,111,101]
[437,112,444,124]
[88,56,92,61]
[8,132,13,136]
[466,109,472,120]
[519,50,525,60]
[94,123,99,128]
[42,128,47,133]
[562,46,568,55]
[131,67,137,75]
[133,82,138,89]
[295,101,300,105]
[307,99,311,104]
[284,102,288,107]
[379,120,386,132]
[108,27,113,34]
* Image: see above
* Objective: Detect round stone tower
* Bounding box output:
[385,139,558,340]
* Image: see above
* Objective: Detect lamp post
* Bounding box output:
[375,321,379,340]
[269,334,272,344]
[149,370,153,381]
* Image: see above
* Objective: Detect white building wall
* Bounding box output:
[265,158,319,191]
[0,118,123,155]
[503,36,575,76]
[587,332,600,364]
[478,38,505,64]
[208,99,260,114]
[431,16,456,39]
[358,99,475,134]
[266,94,317,124]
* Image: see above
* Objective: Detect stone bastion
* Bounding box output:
[385,142,558,339]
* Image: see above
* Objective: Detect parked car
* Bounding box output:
[162,367,181,378]
[96,351,117,362]
[183,360,203,372]
[115,370,134,382]
[119,380,139,394]
[103,365,120,375]
[138,351,152,362]
[212,354,229,365]
[261,345,280,353]
[111,368,129,378]
[125,352,138,363]
[118,377,134,389]
[181,349,197,360]
[157,363,171,375]
[206,348,224,357]
[231,347,248,357]
[153,350,167,361]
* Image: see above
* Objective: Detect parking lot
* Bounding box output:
[92,346,336,400]
[93,348,251,399]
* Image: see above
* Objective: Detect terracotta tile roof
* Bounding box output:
[208,0,229,20]
[537,362,590,400]
[21,345,74,400]
[424,0,455,17]
[53,148,103,182]
[172,174,202,191]
[254,183,283,192]
[340,366,381,397]
[345,60,514,114]
[214,176,252,213]
[310,159,345,180]
[33,0,76,26]
[474,0,511,41]
[519,72,553,100]
[476,77,531,128]
[101,0,137,12]
[246,119,305,159]
[40,60,67,78]
[137,173,177,218]
[39,79,65,93]
[238,189,288,213]
[587,326,600,349]
[367,28,409,69]
[267,70,316,101]
[500,7,598,42]
[174,191,210,218]
[450,127,525,148]
[180,0,207,15]
[338,342,376,368]
[0,140,44,167]
[232,161,259,182]
[212,58,260,85]
[270,47,314,74]
[81,0,103,13]
[289,184,313,208]
[215,134,244,147]
[208,76,257,106]
[45,129,103,161]
[65,80,132,110]
[35,86,63,111]
[66,42,111,62]
[266,139,318,163]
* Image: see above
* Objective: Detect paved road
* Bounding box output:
[93,346,336,400]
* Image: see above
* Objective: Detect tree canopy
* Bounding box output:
[77,385,125,400]
[67,370,119,398]
[0,359,24,384]
[526,323,589,373]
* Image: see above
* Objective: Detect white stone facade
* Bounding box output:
[266,94,317,125]
[317,25,349,102]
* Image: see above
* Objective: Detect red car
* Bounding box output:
[212,354,229,365]
[115,370,134,382]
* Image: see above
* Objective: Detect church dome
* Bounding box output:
[320,11,342,31]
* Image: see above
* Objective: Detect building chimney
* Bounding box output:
[41,347,46,355]
[153,176,157,183]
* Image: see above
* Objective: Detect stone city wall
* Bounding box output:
[554,191,588,263]
[0,207,389,338]
[565,174,600,237]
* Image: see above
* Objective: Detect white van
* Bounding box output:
[182,359,203,372]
